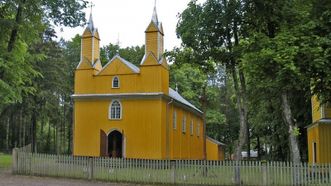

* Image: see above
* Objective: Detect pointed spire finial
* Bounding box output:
[87,1,95,31]
[152,0,158,25]
[116,33,120,55]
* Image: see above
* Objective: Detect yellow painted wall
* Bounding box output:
[307,124,319,163]
[169,104,204,160]
[82,29,100,63]
[74,99,164,159]
[307,123,331,163]
[206,138,224,160]
[318,124,331,163]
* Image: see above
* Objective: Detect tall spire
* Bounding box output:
[152,0,158,25]
[87,1,95,31]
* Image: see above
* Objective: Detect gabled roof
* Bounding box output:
[207,136,226,146]
[169,88,202,113]
[98,54,140,75]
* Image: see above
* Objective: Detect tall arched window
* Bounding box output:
[109,100,121,119]
[112,76,120,88]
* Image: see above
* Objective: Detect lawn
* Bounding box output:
[0,153,12,169]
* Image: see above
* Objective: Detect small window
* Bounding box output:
[313,142,317,164]
[182,115,186,133]
[109,100,121,119]
[197,122,200,137]
[112,76,120,88]
[173,110,177,129]
[190,120,194,136]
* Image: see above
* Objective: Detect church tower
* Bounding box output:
[141,4,167,68]
[77,12,101,70]
[140,3,169,94]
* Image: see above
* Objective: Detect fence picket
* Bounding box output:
[13,151,331,186]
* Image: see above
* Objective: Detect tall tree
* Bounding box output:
[176,0,249,161]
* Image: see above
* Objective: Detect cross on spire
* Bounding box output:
[116,33,120,54]
[89,1,95,12]
[87,1,95,31]
[152,0,158,25]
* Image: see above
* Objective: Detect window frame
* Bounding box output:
[197,122,200,137]
[109,100,122,120]
[112,76,120,88]
[173,110,177,129]
[182,115,186,133]
[190,120,194,136]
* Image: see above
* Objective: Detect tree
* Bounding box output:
[100,43,145,66]
[240,0,314,163]
[176,0,249,161]
[0,0,87,108]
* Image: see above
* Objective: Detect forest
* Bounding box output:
[0,0,330,163]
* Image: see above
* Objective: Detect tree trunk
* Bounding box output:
[200,84,208,160]
[6,117,10,152]
[257,136,261,160]
[232,67,248,161]
[281,91,301,163]
[7,0,26,52]
[31,110,37,153]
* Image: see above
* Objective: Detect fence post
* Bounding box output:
[88,157,93,180]
[12,148,18,174]
[262,160,267,186]
[234,161,241,185]
[171,160,176,184]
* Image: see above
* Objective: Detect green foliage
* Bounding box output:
[100,44,145,66]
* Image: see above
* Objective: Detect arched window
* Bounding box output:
[112,76,120,88]
[109,100,121,119]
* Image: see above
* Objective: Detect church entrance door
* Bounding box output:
[108,130,122,158]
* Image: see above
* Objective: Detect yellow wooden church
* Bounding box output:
[72,6,223,160]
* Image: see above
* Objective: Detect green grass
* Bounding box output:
[0,153,12,169]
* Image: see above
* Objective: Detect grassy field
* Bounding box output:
[0,153,12,169]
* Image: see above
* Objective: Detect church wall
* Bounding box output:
[82,37,92,61]
[73,98,164,159]
[146,32,159,58]
[74,69,95,94]
[318,124,331,163]
[168,104,204,160]
[93,38,100,62]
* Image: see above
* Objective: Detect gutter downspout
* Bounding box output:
[166,98,174,160]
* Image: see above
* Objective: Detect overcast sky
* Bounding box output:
[56,0,205,51]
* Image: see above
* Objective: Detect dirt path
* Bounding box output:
[0,168,148,186]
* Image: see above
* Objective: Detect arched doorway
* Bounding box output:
[108,130,123,158]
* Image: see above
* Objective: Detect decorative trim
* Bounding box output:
[98,54,140,75]
[72,92,163,99]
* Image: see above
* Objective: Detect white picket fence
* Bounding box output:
[12,149,331,185]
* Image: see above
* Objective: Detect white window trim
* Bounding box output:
[190,120,194,136]
[112,76,120,88]
[173,110,177,130]
[197,122,200,137]
[182,115,186,133]
[109,100,122,120]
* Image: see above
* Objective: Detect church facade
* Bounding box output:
[72,7,223,160]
